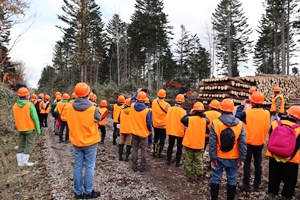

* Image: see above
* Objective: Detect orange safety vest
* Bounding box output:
[152,99,170,128]
[266,120,300,164]
[57,102,68,121]
[270,94,285,114]
[212,119,243,159]
[182,116,207,149]
[39,101,50,114]
[130,103,150,137]
[113,104,124,123]
[244,108,270,145]
[31,99,37,105]
[13,102,35,131]
[69,99,75,105]
[165,106,186,137]
[204,110,221,138]
[98,107,108,126]
[67,104,100,147]
[119,109,131,134]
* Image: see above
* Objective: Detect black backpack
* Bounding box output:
[220,127,236,152]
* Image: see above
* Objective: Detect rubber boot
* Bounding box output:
[227,184,236,200]
[210,183,219,200]
[113,138,117,146]
[23,154,34,166]
[176,155,182,167]
[268,193,276,200]
[16,153,24,167]
[157,145,165,158]
[118,144,124,161]
[125,145,132,161]
[100,137,105,144]
[152,143,158,157]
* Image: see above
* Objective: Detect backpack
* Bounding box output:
[267,120,299,158]
[220,127,236,152]
[51,103,58,118]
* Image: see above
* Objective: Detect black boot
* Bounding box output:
[176,155,182,167]
[125,145,132,161]
[227,184,236,200]
[113,139,117,146]
[157,145,165,158]
[210,183,219,200]
[100,137,105,144]
[152,143,158,157]
[118,144,124,161]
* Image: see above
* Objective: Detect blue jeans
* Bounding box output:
[72,144,98,195]
[211,158,238,185]
[243,144,263,185]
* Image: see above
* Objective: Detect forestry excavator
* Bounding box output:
[163,80,195,97]
[2,73,26,91]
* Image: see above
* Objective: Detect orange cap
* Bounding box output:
[74,82,90,97]
[209,100,220,109]
[175,94,185,103]
[250,91,264,104]
[157,89,166,98]
[100,100,107,107]
[220,99,234,112]
[71,92,77,99]
[17,87,30,97]
[118,95,125,103]
[191,102,204,111]
[273,86,280,92]
[137,92,147,101]
[62,93,70,100]
[124,98,131,106]
[287,106,300,119]
[248,87,257,94]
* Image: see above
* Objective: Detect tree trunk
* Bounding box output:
[286,0,290,75]
[281,0,286,75]
[227,3,232,77]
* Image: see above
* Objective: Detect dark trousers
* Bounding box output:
[113,122,119,139]
[131,134,147,167]
[243,144,264,185]
[167,135,183,159]
[268,157,299,199]
[40,113,48,127]
[59,121,69,141]
[99,125,106,139]
[153,127,166,146]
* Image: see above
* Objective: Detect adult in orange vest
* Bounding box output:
[165,94,187,167]
[55,93,70,143]
[151,89,170,158]
[35,93,44,128]
[30,93,37,105]
[118,98,132,161]
[236,92,270,192]
[51,94,61,135]
[209,99,247,200]
[145,97,153,149]
[270,86,285,122]
[266,106,300,200]
[39,94,51,128]
[13,87,41,167]
[181,102,209,183]
[130,91,152,172]
[98,100,108,144]
[112,95,125,145]
[66,82,101,199]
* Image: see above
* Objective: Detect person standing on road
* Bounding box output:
[51,94,61,135]
[209,98,247,200]
[39,94,51,128]
[270,86,285,122]
[151,89,170,158]
[165,94,187,167]
[130,91,152,172]
[98,100,108,144]
[112,95,125,145]
[14,87,41,167]
[56,93,70,143]
[181,102,209,183]
[236,91,270,192]
[67,82,101,199]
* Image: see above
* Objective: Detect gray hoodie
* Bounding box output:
[209,113,247,162]
[72,98,101,123]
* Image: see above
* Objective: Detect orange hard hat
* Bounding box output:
[137,91,147,102]
[248,87,257,94]
[191,102,204,111]
[250,91,264,104]
[55,94,62,101]
[93,94,97,100]
[118,95,125,103]
[89,92,94,100]
[100,100,107,107]
[157,89,166,98]
[273,86,281,92]
[209,100,220,109]
[220,99,234,112]
[31,94,37,99]
[71,92,77,99]
[74,82,90,97]
[124,98,131,106]
[62,93,70,100]
[44,95,50,100]
[55,91,61,96]
[17,87,30,97]
[38,93,44,98]
[145,97,150,104]
[287,106,300,119]
[175,94,185,103]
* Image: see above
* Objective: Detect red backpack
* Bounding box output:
[267,120,299,158]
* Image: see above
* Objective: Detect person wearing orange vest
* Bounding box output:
[98,100,108,144]
[151,89,170,158]
[130,91,152,172]
[165,94,187,167]
[66,82,101,199]
[209,99,247,200]
[51,94,61,135]
[55,93,70,143]
[69,92,77,105]
[118,98,132,161]
[236,92,270,192]
[35,93,44,128]
[181,102,209,183]
[270,86,285,122]
[13,87,41,167]
[266,106,300,200]
[112,95,125,145]
[145,97,153,150]
[39,94,51,128]
[30,93,37,105]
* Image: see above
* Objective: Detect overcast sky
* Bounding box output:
[10,0,265,88]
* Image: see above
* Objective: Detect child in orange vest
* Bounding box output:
[98,100,108,144]
[112,95,125,145]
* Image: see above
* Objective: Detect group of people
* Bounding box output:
[12,83,299,200]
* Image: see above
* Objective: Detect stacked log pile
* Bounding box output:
[198,74,300,106]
